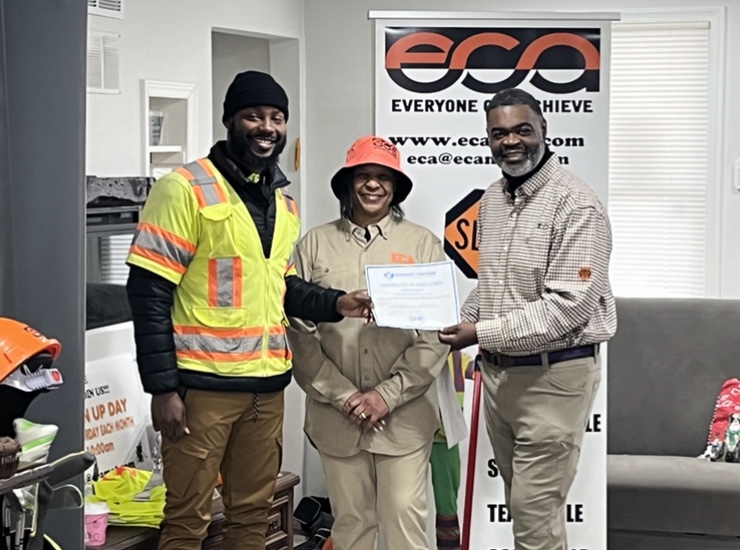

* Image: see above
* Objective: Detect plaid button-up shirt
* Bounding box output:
[461,154,617,355]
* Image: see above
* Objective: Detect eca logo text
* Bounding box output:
[384,27,601,94]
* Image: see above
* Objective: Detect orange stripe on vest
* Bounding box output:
[138,222,196,253]
[174,325,270,338]
[130,245,187,275]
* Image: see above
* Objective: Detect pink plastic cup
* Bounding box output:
[84,502,109,547]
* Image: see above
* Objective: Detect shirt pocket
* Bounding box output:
[523,223,552,266]
[199,203,240,258]
[191,306,250,328]
[310,265,355,289]
[188,307,264,368]
[513,223,552,293]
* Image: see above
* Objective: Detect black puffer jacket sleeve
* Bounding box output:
[125,265,180,394]
[284,275,345,323]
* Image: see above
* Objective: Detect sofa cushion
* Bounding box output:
[608,455,740,537]
[608,298,740,456]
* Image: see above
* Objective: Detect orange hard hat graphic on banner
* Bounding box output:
[444,189,484,279]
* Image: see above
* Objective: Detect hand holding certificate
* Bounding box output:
[365,260,460,331]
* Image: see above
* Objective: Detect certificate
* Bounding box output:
[365,260,461,330]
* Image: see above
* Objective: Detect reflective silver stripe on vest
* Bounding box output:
[133,228,194,268]
[268,333,289,352]
[215,258,235,307]
[183,161,222,206]
[174,333,263,354]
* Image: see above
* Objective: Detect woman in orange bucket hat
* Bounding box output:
[288,136,450,550]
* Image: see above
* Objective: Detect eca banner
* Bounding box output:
[372,11,618,550]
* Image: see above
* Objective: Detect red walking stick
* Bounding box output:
[461,354,483,550]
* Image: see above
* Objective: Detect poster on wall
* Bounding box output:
[372,10,618,550]
[84,353,157,480]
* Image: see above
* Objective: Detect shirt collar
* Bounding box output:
[500,153,561,202]
[341,214,395,242]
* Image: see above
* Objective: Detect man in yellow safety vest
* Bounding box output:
[126,71,372,550]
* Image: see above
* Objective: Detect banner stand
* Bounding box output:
[461,357,483,550]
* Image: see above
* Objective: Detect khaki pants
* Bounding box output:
[159,389,283,550]
[481,355,601,550]
[320,442,433,550]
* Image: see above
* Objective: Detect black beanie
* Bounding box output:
[222,70,289,122]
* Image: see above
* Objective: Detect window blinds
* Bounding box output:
[608,21,710,297]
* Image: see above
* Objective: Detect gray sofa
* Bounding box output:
[608,298,740,550]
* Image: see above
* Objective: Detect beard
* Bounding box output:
[227,124,287,171]
[494,140,545,178]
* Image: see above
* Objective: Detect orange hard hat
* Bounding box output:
[0,318,61,384]
[330,135,413,203]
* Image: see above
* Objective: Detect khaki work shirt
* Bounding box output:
[287,215,450,457]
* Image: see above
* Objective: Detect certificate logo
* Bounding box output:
[384,272,395,279]
[409,313,425,324]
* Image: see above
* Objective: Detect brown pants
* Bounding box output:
[159,389,283,550]
[482,355,601,550]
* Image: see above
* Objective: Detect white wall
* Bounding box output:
[269,38,304,208]
[86,0,303,177]
[303,0,740,301]
[211,32,270,142]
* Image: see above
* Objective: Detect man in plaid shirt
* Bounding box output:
[439,87,617,550]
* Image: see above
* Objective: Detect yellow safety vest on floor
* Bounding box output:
[127,158,300,379]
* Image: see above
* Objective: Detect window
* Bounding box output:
[608,10,723,297]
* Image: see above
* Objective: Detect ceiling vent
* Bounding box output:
[88,0,124,19]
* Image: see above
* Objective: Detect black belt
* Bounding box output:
[482,344,599,368]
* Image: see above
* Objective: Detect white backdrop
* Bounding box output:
[373,11,617,550]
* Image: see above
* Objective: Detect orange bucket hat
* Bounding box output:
[330,136,413,204]
[0,318,61,384]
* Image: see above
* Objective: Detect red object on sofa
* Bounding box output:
[706,378,740,445]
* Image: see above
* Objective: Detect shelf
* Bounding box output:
[142,79,197,178]
[148,145,182,154]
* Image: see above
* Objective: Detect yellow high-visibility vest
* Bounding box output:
[127,158,300,378]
